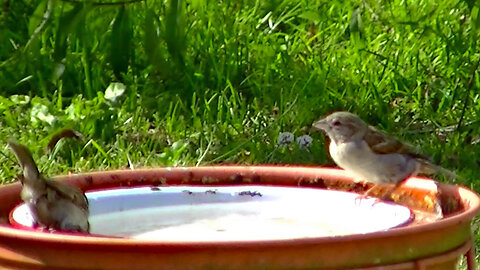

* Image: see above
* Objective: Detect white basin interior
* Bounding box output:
[11,185,413,241]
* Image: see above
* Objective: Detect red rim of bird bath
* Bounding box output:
[0,166,478,270]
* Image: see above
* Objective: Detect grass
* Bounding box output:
[1,0,480,266]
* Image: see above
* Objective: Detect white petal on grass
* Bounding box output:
[277,132,294,146]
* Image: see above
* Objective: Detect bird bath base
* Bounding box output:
[0,166,478,269]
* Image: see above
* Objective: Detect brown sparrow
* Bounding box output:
[8,140,89,233]
[312,111,456,197]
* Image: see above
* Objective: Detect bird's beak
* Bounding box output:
[312,119,329,132]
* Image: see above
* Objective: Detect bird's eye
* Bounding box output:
[332,120,341,126]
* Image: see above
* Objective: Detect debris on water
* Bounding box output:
[182,190,193,195]
[205,190,217,194]
[238,191,262,197]
[150,187,161,191]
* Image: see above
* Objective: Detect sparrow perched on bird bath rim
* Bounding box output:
[312,111,456,199]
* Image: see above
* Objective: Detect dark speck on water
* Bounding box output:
[182,190,193,195]
[238,191,262,197]
[150,187,161,191]
[205,189,217,194]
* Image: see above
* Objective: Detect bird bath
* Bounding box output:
[12,186,414,241]
[0,166,478,269]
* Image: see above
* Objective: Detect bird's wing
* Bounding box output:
[45,180,89,212]
[365,126,458,179]
[364,125,429,160]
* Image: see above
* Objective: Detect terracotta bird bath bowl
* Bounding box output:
[0,166,479,269]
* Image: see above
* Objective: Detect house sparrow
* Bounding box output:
[8,140,89,233]
[312,111,456,197]
[46,128,84,152]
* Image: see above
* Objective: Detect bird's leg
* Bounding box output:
[363,185,377,197]
[354,184,378,204]
[381,178,408,202]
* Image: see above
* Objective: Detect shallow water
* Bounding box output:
[13,185,413,241]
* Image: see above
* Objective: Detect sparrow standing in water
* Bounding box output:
[312,111,456,198]
[8,140,89,233]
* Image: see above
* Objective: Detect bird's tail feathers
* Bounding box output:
[417,159,458,180]
[8,139,42,184]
